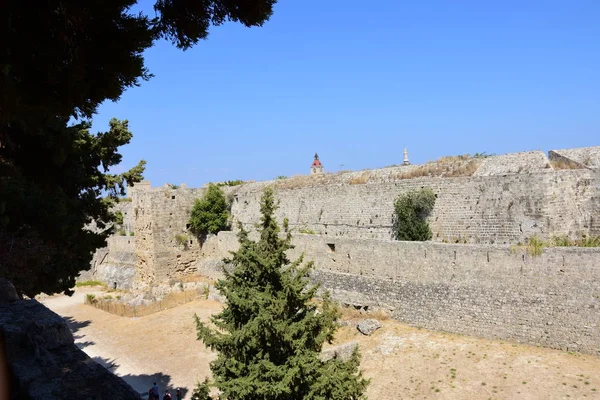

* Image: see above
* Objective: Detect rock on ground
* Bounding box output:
[356,319,382,336]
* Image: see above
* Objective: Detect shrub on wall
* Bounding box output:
[189,183,230,236]
[393,188,436,241]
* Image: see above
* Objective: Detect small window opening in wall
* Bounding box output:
[522,254,525,262]
[327,243,336,252]
[424,249,427,258]
[454,250,457,260]
[171,195,175,199]
[487,252,490,262]
[190,240,193,245]
[186,223,191,230]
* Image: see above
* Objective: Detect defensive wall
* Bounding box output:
[195,231,600,355]
[86,146,600,353]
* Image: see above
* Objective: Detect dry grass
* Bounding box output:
[394,157,482,180]
[348,171,372,185]
[550,158,584,170]
[85,289,205,318]
[271,155,484,190]
[340,306,391,321]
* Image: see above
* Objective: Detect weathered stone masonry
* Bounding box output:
[88,147,600,354]
[198,232,600,355]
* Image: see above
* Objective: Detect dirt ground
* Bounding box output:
[42,288,600,400]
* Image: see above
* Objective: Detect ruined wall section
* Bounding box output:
[133,185,210,283]
[549,146,600,169]
[196,232,600,354]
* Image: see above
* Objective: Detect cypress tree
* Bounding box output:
[195,187,369,400]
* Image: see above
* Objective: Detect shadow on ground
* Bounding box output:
[93,355,189,399]
[63,315,91,333]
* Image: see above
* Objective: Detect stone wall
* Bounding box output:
[549,146,600,169]
[196,232,600,355]
[0,280,141,400]
[126,149,599,284]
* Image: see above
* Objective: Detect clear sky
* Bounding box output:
[93,0,600,188]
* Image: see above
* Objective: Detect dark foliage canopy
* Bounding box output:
[195,188,369,399]
[0,0,276,296]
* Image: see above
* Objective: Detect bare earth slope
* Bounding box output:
[42,289,600,400]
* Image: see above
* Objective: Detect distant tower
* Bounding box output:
[403,147,410,165]
[311,153,324,175]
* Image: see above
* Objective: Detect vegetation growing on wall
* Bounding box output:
[189,184,230,236]
[114,211,124,226]
[174,233,189,248]
[195,188,369,400]
[393,188,436,241]
[215,180,245,187]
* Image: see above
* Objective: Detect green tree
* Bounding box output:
[195,188,369,400]
[1,1,276,296]
[393,188,436,241]
[189,184,230,236]
[0,118,145,297]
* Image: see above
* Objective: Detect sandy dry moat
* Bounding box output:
[42,288,600,400]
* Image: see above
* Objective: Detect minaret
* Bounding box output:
[310,153,324,175]
[403,147,410,165]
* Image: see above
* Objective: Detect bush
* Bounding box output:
[84,294,97,305]
[117,228,127,236]
[129,231,135,236]
[393,188,436,241]
[189,184,230,236]
[215,179,245,187]
[113,210,124,226]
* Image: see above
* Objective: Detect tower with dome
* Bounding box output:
[310,153,324,175]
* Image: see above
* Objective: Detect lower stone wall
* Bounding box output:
[196,232,600,354]
[80,236,137,289]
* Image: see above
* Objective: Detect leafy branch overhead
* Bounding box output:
[1,1,277,296]
[0,118,145,297]
[194,188,369,400]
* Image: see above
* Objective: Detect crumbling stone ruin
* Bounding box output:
[86,147,600,354]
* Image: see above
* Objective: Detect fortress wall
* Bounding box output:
[231,169,599,244]
[473,151,551,176]
[199,232,600,354]
[544,170,600,238]
[129,169,599,283]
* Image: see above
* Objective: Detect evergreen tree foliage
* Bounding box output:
[1,1,275,296]
[195,188,369,400]
[0,118,145,297]
[189,184,230,236]
[393,188,436,241]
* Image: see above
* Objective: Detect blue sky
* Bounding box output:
[94,0,600,187]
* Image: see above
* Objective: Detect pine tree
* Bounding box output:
[195,187,369,400]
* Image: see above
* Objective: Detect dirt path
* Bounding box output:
[43,289,600,399]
